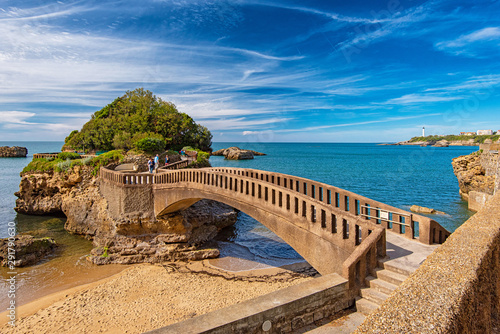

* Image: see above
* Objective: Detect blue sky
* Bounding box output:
[1,0,500,143]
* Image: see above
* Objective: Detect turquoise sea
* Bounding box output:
[209,142,477,264]
[0,141,477,306]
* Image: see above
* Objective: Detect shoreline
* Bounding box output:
[1,259,315,333]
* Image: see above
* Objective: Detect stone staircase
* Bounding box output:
[303,233,439,333]
[355,259,410,316]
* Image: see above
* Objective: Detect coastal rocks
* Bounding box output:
[0,235,57,267]
[15,166,88,215]
[452,154,496,200]
[15,163,239,265]
[0,146,28,157]
[410,205,445,215]
[393,139,476,147]
[212,147,266,160]
[86,199,238,265]
[433,140,449,147]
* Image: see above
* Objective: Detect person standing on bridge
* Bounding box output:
[154,154,159,173]
[148,158,154,173]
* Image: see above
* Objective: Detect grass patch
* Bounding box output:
[22,150,125,176]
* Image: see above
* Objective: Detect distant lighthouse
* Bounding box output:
[422,127,425,137]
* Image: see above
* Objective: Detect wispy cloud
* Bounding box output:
[385,94,463,105]
[0,111,36,124]
[435,27,500,57]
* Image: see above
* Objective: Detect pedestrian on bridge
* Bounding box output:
[154,154,159,173]
[148,158,154,173]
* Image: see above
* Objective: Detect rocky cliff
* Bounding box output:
[15,164,238,265]
[0,146,28,157]
[451,153,496,201]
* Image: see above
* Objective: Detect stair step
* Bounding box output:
[355,297,379,316]
[366,276,399,295]
[360,287,389,305]
[378,259,414,276]
[374,268,408,286]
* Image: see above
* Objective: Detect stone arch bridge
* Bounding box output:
[100,166,450,289]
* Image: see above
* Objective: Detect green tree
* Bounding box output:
[63,88,212,153]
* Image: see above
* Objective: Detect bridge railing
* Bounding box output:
[159,159,191,170]
[100,166,450,244]
[205,168,450,245]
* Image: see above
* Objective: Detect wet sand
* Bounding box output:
[0,260,315,334]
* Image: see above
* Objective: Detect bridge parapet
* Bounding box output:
[198,168,450,245]
[99,166,450,291]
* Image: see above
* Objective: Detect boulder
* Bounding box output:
[410,205,445,215]
[0,235,57,267]
[0,146,28,157]
[212,147,266,160]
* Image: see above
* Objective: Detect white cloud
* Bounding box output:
[435,27,500,57]
[0,111,36,124]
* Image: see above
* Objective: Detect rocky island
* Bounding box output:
[0,146,28,157]
[212,146,266,160]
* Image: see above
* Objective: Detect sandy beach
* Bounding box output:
[1,260,315,334]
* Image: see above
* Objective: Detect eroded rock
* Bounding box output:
[212,147,266,160]
[452,154,495,200]
[0,146,28,157]
[0,235,57,267]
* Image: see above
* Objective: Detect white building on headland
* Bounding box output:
[477,129,494,135]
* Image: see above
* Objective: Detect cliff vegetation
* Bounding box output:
[22,150,124,176]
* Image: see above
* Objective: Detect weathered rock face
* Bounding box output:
[452,153,496,200]
[15,164,238,265]
[0,146,28,157]
[212,147,266,160]
[0,235,57,267]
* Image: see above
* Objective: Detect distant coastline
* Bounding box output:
[381,133,500,147]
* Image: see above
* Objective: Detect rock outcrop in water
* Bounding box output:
[15,160,238,265]
[0,146,28,157]
[212,147,266,160]
[0,235,57,267]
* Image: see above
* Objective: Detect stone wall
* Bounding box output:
[355,192,500,333]
[0,146,27,157]
[479,149,499,177]
[146,273,353,334]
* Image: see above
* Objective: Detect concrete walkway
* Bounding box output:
[301,232,440,333]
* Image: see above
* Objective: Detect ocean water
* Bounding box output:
[0,141,477,305]
[209,142,477,263]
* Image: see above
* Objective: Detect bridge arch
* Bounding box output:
[100,167,450,285]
